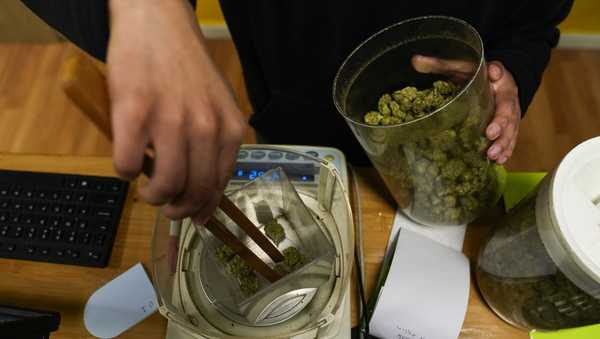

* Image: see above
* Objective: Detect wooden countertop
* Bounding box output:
[0,153,527,339]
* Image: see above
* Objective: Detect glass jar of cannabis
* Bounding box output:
[333,16,502,226]
[477,137,600,331]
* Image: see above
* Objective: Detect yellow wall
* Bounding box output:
[196,0,600,34]
[196,0,224,25]
[559,0,600,34]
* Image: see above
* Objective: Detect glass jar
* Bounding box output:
[477,137,600,330]
[333,16,501,226]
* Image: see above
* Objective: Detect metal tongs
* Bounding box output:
[59,50,284,282]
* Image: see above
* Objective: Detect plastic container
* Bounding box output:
[197,167,336,326]
[333,16,500,226]
[151,146,354,338]
[476,137,600,330]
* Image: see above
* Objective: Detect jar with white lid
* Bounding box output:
[476,136,600,330]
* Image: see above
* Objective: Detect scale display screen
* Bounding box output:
[232,162,317,182]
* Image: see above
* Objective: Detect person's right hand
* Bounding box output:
[108,0,247,223]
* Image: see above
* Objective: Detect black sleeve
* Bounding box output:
[485,0,574,114]
[20,0,197,62]
[20,0,111,61]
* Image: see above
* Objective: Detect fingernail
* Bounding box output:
[488,145,500,158]
[489,63,503,79]
[487,124,500,138]
[498,156,508,164]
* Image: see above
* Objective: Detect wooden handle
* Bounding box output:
[220,196,284,262]
[61,55,155,176]
[204,218,282,282]
[60,51,284,280]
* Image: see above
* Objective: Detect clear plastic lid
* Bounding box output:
[151,146,354,338]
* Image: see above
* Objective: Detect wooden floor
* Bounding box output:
[1,41,600,174]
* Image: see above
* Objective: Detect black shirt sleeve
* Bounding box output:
[484,0,574,114]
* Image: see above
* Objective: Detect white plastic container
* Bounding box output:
[477,137,600,330]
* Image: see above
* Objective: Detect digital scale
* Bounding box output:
[151,145,356,339]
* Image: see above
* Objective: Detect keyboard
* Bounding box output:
[0,170,128,268]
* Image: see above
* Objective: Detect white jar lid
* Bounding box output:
[551,136,600,284]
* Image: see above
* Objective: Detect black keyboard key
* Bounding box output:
[78,179,90,189]
[62,218,74,228]
[94,207,113,218]
[22,214,34,224]
[36,216,47,226]
[56,249,64,257]
[62,191,73,201]
[36,190,48,199]
[92,181,104,191]
[76,219,88,229]
[75,193,87,202]
[12,188,21,197]
[65,248,79,259]
[91,193,119,205]
[0,187,8,196]
[41,248,50,256]
[95,234,106,246]
[7,244,15,252]
[26,232,35,240]
[10,214,20,224]
[0,226,9,237]
[88,251,101,261]
[78,206,89,216]
[25,247,35,255]
[67,231,77,243]
[54,230,63,242]
[14,226,23,238]
[64,205,76,215]
[94,220,109,232]
[0,212,8,222]
[12,200,23,210]
[24,189,34,198]
[51,204,62,214]
[79,232,91,244]
[48,217,60,227]
[37,203,49,213]
[25,202,35,211]
[64,178,77,189]
[0,199,9,209]
[50,191,60,200]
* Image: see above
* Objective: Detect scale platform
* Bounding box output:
[165,145,354,339]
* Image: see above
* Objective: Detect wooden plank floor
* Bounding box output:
[1,41,599,174]
[0,40,254,157]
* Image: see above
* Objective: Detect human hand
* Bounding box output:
[108,0,247,223]
[412,55,521,164]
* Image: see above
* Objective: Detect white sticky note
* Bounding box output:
[84,263,158,338]
[388,209,467,253]
[370,228,470,339]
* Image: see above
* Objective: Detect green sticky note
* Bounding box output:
[530,324,600,339]
[503,172,547,211]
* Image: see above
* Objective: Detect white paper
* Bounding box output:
[387,209,467,253]
[84,263,158,338]
[370,229,470,339]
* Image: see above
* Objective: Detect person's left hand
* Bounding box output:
[412,55,521,164]
[483,61,521,164]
